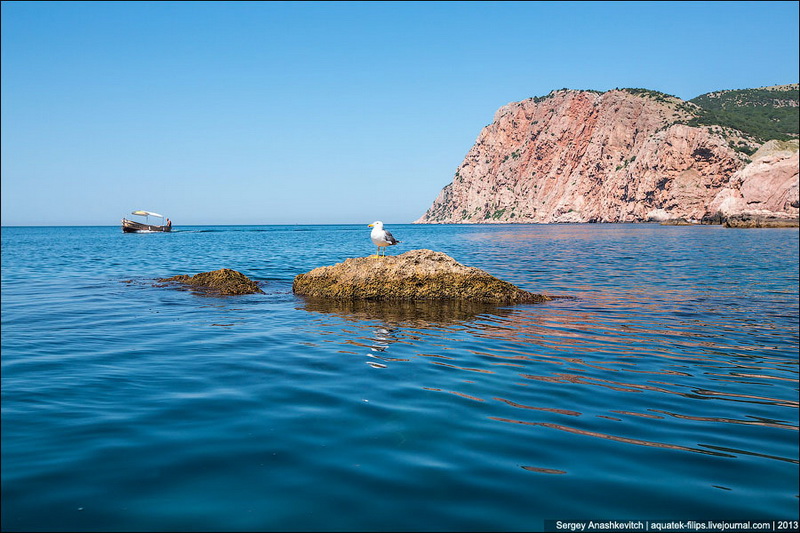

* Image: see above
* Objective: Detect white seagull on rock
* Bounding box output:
[368,221,401,257]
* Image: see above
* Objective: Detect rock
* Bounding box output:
[660,218,694,226]
[292,249,550,303]
[701,209,798,227]
[708,139,799,221]
[700,211,725,225]
[158,268,264,295]
[722,213,799,228]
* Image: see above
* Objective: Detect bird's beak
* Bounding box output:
[368,224,374,227]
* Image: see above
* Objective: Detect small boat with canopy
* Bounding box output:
[121,210,172,233]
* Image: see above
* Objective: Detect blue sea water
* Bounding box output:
[1,223,798,532]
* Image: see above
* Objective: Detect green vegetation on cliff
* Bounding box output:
[524,84,798,146]
[686,85,799,142]
[621,88,679,103]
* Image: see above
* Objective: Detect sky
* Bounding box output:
[2,1,798,226]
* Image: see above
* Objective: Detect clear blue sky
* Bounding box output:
[2,1,798,226]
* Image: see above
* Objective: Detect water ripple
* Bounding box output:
[2,224,798,531]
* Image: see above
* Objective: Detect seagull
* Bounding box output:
[368,221,401,257]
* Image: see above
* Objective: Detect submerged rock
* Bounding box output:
[293,249,550,303]
[158,268,264,295]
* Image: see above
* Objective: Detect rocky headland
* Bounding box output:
[415,85,799,226]
[292,249,550,303]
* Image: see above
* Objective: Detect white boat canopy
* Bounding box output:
[131,210,164,218]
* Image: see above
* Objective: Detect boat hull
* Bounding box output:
[122,219,172,233]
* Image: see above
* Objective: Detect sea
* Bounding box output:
[1,223,798,532]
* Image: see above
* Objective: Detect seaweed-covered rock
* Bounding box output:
[159,268,264,295]
[723,213,799,228]
[293,249,550,303]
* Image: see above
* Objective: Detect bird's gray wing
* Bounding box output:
[384,230,399,244]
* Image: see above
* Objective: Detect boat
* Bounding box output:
[121,210,172,233]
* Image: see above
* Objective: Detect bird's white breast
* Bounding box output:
[371,227,390,246]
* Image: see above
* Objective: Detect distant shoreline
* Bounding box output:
[3,219,798,229]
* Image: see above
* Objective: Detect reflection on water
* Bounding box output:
[298,296,519,326]
[295,285,799,471]
[490,417,739,457]
[299,298,527,370]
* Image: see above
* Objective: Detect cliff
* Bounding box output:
[415,86,799,224]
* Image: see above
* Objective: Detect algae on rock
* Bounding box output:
[158,268,264,295]
[293,249,549,303]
